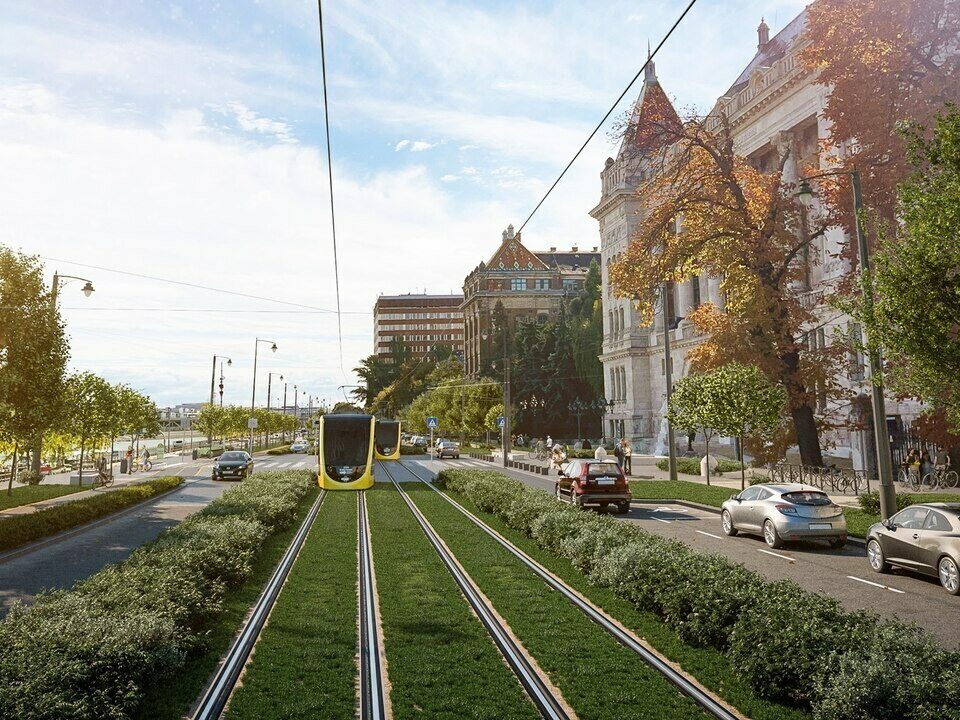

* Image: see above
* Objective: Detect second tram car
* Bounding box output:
[374,419,401,461]
[318,413,375,490]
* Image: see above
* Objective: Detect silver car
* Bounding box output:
[721,483,847,549]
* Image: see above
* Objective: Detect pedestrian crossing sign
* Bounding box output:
[426,416,439,429]
[497,416,505,429]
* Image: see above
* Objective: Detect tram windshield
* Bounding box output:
[323,415,371,467]
[375,420,400,454]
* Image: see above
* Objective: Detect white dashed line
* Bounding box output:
[757,548,794,562]
[846,575,906,594]
[695,530,723,539]
[652,517,672,524]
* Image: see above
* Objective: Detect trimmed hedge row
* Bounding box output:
[655,457,744,475]
[0,476,184,553]
[437,468,960,720]
[0,470,315,720]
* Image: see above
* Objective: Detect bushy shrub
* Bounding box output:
[0,470,315,720]
[714,459,744,473]
[857,491,914,515]
[436,467,950,719]
[655,457,703,474]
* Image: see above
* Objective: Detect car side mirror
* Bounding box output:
[731,494,741,503]
[883,519,896,530]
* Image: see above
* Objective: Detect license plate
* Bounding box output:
[596,478,615,485]
[809,522,832,530]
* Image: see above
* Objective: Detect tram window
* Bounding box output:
[323,416,371,466]
[375,420,400,454]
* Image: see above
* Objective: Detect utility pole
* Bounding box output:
[502,325,511,468]
[662,285,679,482]
[852,169,897,519]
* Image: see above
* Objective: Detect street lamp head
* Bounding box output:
[270,343,278,353]
[81,281,94,297]
[227,358,233,367]
[797,178,814,198]
[279,374,284,381]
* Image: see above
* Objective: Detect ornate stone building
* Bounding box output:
[462,225,599,378]
[593,11,920,466]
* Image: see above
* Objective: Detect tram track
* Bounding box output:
[358,490,390,720]
[377,461,570,720]
[396,459,743,720]
[192,489,327,720]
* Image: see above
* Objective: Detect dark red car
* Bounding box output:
[555,459,631,513]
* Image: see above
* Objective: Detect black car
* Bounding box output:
[213,451,254,480]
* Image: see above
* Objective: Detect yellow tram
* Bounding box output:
[374,419,401,461]
[317,413,375,490]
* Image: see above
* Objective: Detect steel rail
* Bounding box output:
[358,490,388,720]
[397,460,741,720]
[377,462,568,720]
[193,489,327,720]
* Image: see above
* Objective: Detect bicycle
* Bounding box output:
[131,458,153,473]
[534,446,549,462]
[95,468,113,488]
[899,467,922,491]
[922,467,960,491]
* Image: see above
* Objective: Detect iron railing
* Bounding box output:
[769,463,873,495]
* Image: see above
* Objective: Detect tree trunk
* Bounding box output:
[79,439,85,485]
[7,442,18,496]
[791,403,824,467]
[30,433,42,474]
[739,437,746,490]
[705,438,711,487]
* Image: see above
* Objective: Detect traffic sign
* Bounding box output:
[247,417,258,429]
[497,416,505,429]
[426,416,439,429]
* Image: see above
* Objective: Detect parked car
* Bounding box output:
[410,436,428,449]
[721,484,847,548]
[555,459,631,514]
[866,503,960,595]
[213,451,254,481]
[437,441,460,459]
[290,441,309,453]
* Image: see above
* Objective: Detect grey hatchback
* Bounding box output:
[866,503,960,595]
[721,483,847,549]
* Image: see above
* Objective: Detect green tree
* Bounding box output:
[667,372,719,485]
[569,260,604,395]
[0,247,69,488]
[868,105,960,430]
[62,372,114,484]
[687,363,787,489]
[485,403,505,432]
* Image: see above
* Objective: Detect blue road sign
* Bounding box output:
[426,416,439,429]
[497,416,505,429]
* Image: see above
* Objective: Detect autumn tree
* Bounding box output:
[611,116,842,466]
[801,0,960,236]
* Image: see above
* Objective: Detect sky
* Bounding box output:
[0,0,808,409]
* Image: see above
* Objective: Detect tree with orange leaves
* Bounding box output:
[801,0,960,234]
[610,116,844,466]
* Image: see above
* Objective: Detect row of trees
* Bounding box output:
[193,404,302,445]
[609,0,960,464]
[400,360,501,438]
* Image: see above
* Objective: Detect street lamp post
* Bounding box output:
[798,169,896,519]
[661,290,684,483]
[249,339,278,454]
[209,355,232,447]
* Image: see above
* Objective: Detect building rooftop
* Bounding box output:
[724,11,807,97]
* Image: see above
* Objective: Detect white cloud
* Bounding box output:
[440,174,459,182]
[226,101,297,144]
[394,139,410,151]
[394,139,435,152]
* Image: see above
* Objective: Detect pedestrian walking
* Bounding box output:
[920,448,934,483]
[622,438,632,475]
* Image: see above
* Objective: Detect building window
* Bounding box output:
[563,279,580,292]
[537,314,548,324]
[535,279,550,290]
[692,277,701,309]
[511,278,526,291]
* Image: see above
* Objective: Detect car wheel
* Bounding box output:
[617,501,630,515]
[721,510,738,536]
[763,520,784,549]
[829,537,846,549]
[938,556,960,595]
[600,503,609,513]
[867,539,890,573]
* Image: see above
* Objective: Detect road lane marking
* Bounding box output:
[757,548,794,563]
[295,461,306,468]
[652,517,672,524]
[695,530,723,539]
[654,506,687,513]
[846,575,906,594]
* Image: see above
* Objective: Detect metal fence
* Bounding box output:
[769,463,873,496]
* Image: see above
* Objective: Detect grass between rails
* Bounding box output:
[135,486,320,720]
[0,476,183,552]
[439,484,810,720]
[631,480,960,539]
[0,483,85,511]
[366,483,539,720]
[407,483,714,720]
[224,490,358,720]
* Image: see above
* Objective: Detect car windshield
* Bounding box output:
[781,491,831,506]
[586,462,620,477]
[441,442,457,448]
[221,452,246,461]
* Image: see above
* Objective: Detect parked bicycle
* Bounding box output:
[922,467,960,490]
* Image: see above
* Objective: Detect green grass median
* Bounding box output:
[225,490,358,720]
[407,483,715,720]
[0,476,183,552]
[0,484,85,511]
[367,483,538,720]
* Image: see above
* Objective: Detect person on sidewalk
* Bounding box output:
[594,444,607,461]
[621,438,632,475]
[613,439,624,468]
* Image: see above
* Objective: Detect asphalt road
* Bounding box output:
[415,456,960,649]
[0,453,317,615]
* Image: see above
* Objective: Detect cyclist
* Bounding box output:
[550,443,567,474]
[936,445,952,474]
[95,454,109,486]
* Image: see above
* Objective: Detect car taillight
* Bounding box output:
[775,504,797,515]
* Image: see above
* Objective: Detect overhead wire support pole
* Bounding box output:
[517,0,699,235]
[317,0,345,375]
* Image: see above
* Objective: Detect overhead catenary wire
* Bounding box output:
[317,0,345,376]
[517,0,699,234]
